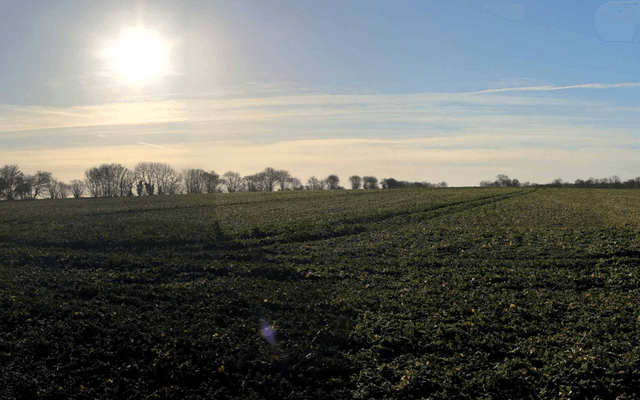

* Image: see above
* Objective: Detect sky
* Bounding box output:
[1,0,639,186]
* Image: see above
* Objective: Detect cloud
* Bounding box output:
[0,101,186,133]
[2,129,639,186]
[3,82,631,134]
[468,82,640,94]
[137,142,188,152]
[1,82,639,185]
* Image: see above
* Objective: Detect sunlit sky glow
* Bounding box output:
[1,0,639,186]
[112,29,166,81]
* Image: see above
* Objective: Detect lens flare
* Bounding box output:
[260,321,276,345]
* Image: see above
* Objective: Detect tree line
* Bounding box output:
[0,163,449,201]
[480,174,640,189]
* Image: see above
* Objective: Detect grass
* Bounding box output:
[1,187,640,399]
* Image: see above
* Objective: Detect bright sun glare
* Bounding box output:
[113,29,165,81]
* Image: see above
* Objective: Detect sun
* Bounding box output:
[113,29,165,81]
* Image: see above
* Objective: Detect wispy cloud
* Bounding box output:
[4,81,634,134]
[137,142,188,152]
[0,101,186,133]
[467,82,640,94]
[2,82,639,185]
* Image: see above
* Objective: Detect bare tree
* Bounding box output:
[17,171,52,200]
[261,167,279,192]
[0,165,24,201]
[436,181,448,188]
[155,163,178,195]
[495,174,511,187]
[84,167,101,197]
[325,174,341,190]
[58,182,70,199]
[70,179,85,198]
[203,171,219,193]
[118,169,135,196]
[165,177,182,195]
[133,162,180,195]
[611,175,621,189]
[134,162,157,196]
[47,179,60,199]
[349,175,362,190]
[244,172,265,192]
[552,178,564,188]
[306,176,323,191]
[15,176,33,200]
[84,164,129,197]
[136,180,145,196]
[275,170,291,191]
[183,168,206,194]
[363,176,378,189]
[289,177,304,190]
[45,180,70,199]
[223,171,243,193]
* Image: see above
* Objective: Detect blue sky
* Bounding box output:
[1,0,639,186]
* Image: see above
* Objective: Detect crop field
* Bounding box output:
[2,187,640,399]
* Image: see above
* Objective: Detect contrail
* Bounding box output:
[467,82,640,94]
[138,142,183,152]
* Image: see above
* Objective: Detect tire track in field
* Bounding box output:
[391,188,536,224]
[345,188,536,227]
[0,189,535,256]
[246,189,537,247]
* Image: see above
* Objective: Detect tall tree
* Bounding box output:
[134,162,157,196]
[243,173,265,192]
[203,171,220,193]
[70,179,85,198]
[495,174,512,187]
[18,171,52,200]
[118,169,135,196]
[47,179,60,199]
[15,176,33,200]
[261,167,279,192]
[349,175,362,190]
[223,171,243,193]
[155,163,179,195]
[183,168,206,194]
[552,178,564,188]
[275,170,291,191]
[362,176,378,189]
[58,182,70,199]
[289,177,304,191]
[325,174,340,190]
[306,176,324,191]
[84,164,128,197]
[0,164,24,201]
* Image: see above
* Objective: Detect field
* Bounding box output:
[2,187,640,399]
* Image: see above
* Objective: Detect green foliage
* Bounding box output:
[2,188,640,398]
